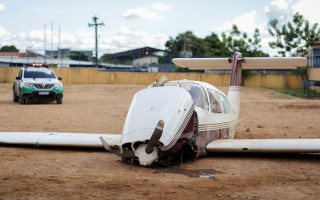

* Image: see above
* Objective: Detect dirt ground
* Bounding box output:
[0,83,320,200]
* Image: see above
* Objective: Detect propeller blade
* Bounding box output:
[99,137,121,156]
[145,120,164,154]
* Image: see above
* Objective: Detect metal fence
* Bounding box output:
[1,49,320,72]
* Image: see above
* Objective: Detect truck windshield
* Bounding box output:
[24,69,56,79]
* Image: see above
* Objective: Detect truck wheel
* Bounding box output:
[13,90,19,102]
[19,97,26,104]
[57,97,63,104]
[19,90,26,104]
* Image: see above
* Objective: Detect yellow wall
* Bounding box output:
[0,67,305,89]
[310,68,320,81]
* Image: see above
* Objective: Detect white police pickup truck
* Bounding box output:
[13,64,63,104]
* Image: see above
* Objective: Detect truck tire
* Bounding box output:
[13,90,19,102]
[19,97,26,104]
[57,97,63,104]
[19,89,26,104]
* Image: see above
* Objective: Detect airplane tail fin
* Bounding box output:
[172,53,307,116]
[227,52,242,116]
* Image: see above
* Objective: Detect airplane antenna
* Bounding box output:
[88,15,105,68]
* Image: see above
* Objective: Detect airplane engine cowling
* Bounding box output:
[121,86,194,152]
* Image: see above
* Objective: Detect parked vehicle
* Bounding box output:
[13,64,63,104]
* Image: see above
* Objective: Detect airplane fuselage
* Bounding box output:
[120,80,239,166]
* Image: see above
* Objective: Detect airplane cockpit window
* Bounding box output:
[181,83,209,111]
[208,89,222,113]
[220,94,230,113]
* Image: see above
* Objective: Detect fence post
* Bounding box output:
[132,54,135,71]
[10,50,13,67]
[149,55,152,72]
[27,50,29,63]
[78,52,81,67]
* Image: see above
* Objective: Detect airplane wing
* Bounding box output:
[172,57,307,70]
[0,132,121,149]
[206,139,320,153]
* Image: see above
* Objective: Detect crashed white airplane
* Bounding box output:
[1,52,320,166]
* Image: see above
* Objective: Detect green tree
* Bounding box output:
[220,25,269,57]
[203,33,223,56]
[219,25,269,85]
[268,12,320,56]
[165,26,268,73]
[158,56,179,64]
[0,45,19,52]
[165,31,207,56]
[69,51,90,61]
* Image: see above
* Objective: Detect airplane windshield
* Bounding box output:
[181,83,209,111]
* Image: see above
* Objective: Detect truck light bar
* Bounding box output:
[23,63,50,68]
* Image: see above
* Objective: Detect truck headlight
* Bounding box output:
[54,83,62,87]
[23,82,33,88]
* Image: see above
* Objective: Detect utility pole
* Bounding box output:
[88,16,104,68]
[44,24,46,63]
[51,21,53,64]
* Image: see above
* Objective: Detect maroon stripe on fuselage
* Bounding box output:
[158,112,196,163]
[159,109,232,163]
[196,128,229,157]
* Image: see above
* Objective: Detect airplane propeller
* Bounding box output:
[145,120,164,154]
[99,136,121,156]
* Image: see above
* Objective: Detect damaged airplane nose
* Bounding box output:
[135,143,159,166]
[134,120,163,166]
[120,86,194,166]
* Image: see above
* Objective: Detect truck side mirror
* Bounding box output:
[15,76,21,80]
[58,76,63,80]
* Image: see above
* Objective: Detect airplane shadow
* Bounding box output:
[208,152,320,162]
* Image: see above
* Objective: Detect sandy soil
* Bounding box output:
[0,83,320,200]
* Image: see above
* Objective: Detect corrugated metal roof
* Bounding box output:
[0,57,133,68]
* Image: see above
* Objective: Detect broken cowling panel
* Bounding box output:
[157,111,199,165]
[120,86,194,165]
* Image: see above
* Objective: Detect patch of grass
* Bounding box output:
[272,93,294,99]
[271,88,318,98]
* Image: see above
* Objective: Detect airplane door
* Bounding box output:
[200,89,234,139]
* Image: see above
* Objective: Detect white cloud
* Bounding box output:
[264,0,294,25]
[213,11,258,34]
[264,0,320,25]
[0,25,168,55]
[100,27,168,53]
[122,7,165,20]
[0,4,5,12]
[152,3,172,11]
[0,26,10,37]
[292,0,320,24]
[29,30,43,40]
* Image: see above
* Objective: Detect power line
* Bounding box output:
[88,15,105,68]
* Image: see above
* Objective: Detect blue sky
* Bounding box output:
[0,0,319,56]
